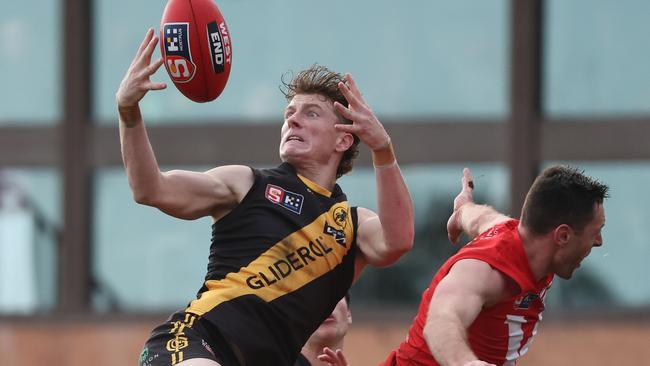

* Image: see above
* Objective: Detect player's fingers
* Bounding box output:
[345,73,366,104]
[144,81,167,91]
[334,101,358,121]
[337,81,363,108]
[139,35,159,65]
[145,57,165,75]
[335,349,348,363]
[334,123,360,134]
[136,28,155,57]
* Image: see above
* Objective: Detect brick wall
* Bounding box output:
[1,319,648,365]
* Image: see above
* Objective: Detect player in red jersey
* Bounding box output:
[321,166,609,366]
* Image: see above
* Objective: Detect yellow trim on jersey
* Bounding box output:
[186,202,353,316]
[297,174,332,197]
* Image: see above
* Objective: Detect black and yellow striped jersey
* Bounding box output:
[186,163,358,365]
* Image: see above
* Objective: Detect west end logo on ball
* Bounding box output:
[163,23,196,83]
[206,21,232,74]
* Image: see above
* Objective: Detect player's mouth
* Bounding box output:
[285,135,304,143]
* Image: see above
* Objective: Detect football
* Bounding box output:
[159,0,232,103]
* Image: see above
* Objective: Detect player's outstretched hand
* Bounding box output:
[318,347,350,366]
[446,167,475,245]
[333,74,391,151]
[116,28,167,108]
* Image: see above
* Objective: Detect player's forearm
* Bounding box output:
[118,105,165,205]
[457,203,504,239]
[373,144,415,257]
[424,316,478,366]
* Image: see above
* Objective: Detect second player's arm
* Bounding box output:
[447,168,511,244]
[423,259,509,366]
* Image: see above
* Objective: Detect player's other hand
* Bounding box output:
[116,28,167,108]
[333,74,391,152]
[447,167,475,245]
[318,347,350,366]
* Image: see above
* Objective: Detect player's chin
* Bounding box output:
[280,148,308,164]
[558,265,579,280]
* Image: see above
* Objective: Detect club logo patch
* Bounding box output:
[514,292,539,309]
[265,184,304,214]
[162,23,196,83]
[332,206,348,229]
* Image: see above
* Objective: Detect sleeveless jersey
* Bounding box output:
[388,220,553,366]
[186,163,358,366]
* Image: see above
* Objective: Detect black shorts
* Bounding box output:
[139,310,241,366]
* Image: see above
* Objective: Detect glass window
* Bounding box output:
[542,162,650,310]
[544,0,650,117]
[94,0,508,124]
[0,2,60,124]
[0,169,60,314]
[340,163,509,305]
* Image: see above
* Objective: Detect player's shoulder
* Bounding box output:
[447,258,517,304]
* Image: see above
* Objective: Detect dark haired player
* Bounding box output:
[321,166,608,366]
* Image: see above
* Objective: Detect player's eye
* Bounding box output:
[307,111,318,117]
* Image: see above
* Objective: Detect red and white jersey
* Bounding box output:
[385,220,553,366]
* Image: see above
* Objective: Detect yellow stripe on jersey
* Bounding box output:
[297,174,332,197]
[186,202,353,316]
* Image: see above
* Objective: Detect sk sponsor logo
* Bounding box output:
[265,184,304,214]
[162,23,196,83]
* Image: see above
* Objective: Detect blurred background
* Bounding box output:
[1,0,649,365]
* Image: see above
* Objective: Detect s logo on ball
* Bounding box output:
[162,23,196,83]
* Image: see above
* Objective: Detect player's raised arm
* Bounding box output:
[116,29,252,220]
[334,74,414,268]
[447,168,511,244]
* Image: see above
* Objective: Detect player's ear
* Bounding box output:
[335,133,353,153]
[553,224,571,247]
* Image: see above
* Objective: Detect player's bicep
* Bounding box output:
[155,165,253,219]
[427,259,505,328]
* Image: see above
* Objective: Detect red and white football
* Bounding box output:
[159,0,232,103]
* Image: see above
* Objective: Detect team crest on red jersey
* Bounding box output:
[265,184,304,214]
[514,292,539,309]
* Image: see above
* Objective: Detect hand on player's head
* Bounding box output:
[333,74,390,152]
[116,28,167,107]
[447,167,475,244]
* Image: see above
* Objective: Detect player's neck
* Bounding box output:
[518,224,554,281]
[294,163,337,192]
[301,339,344,366]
